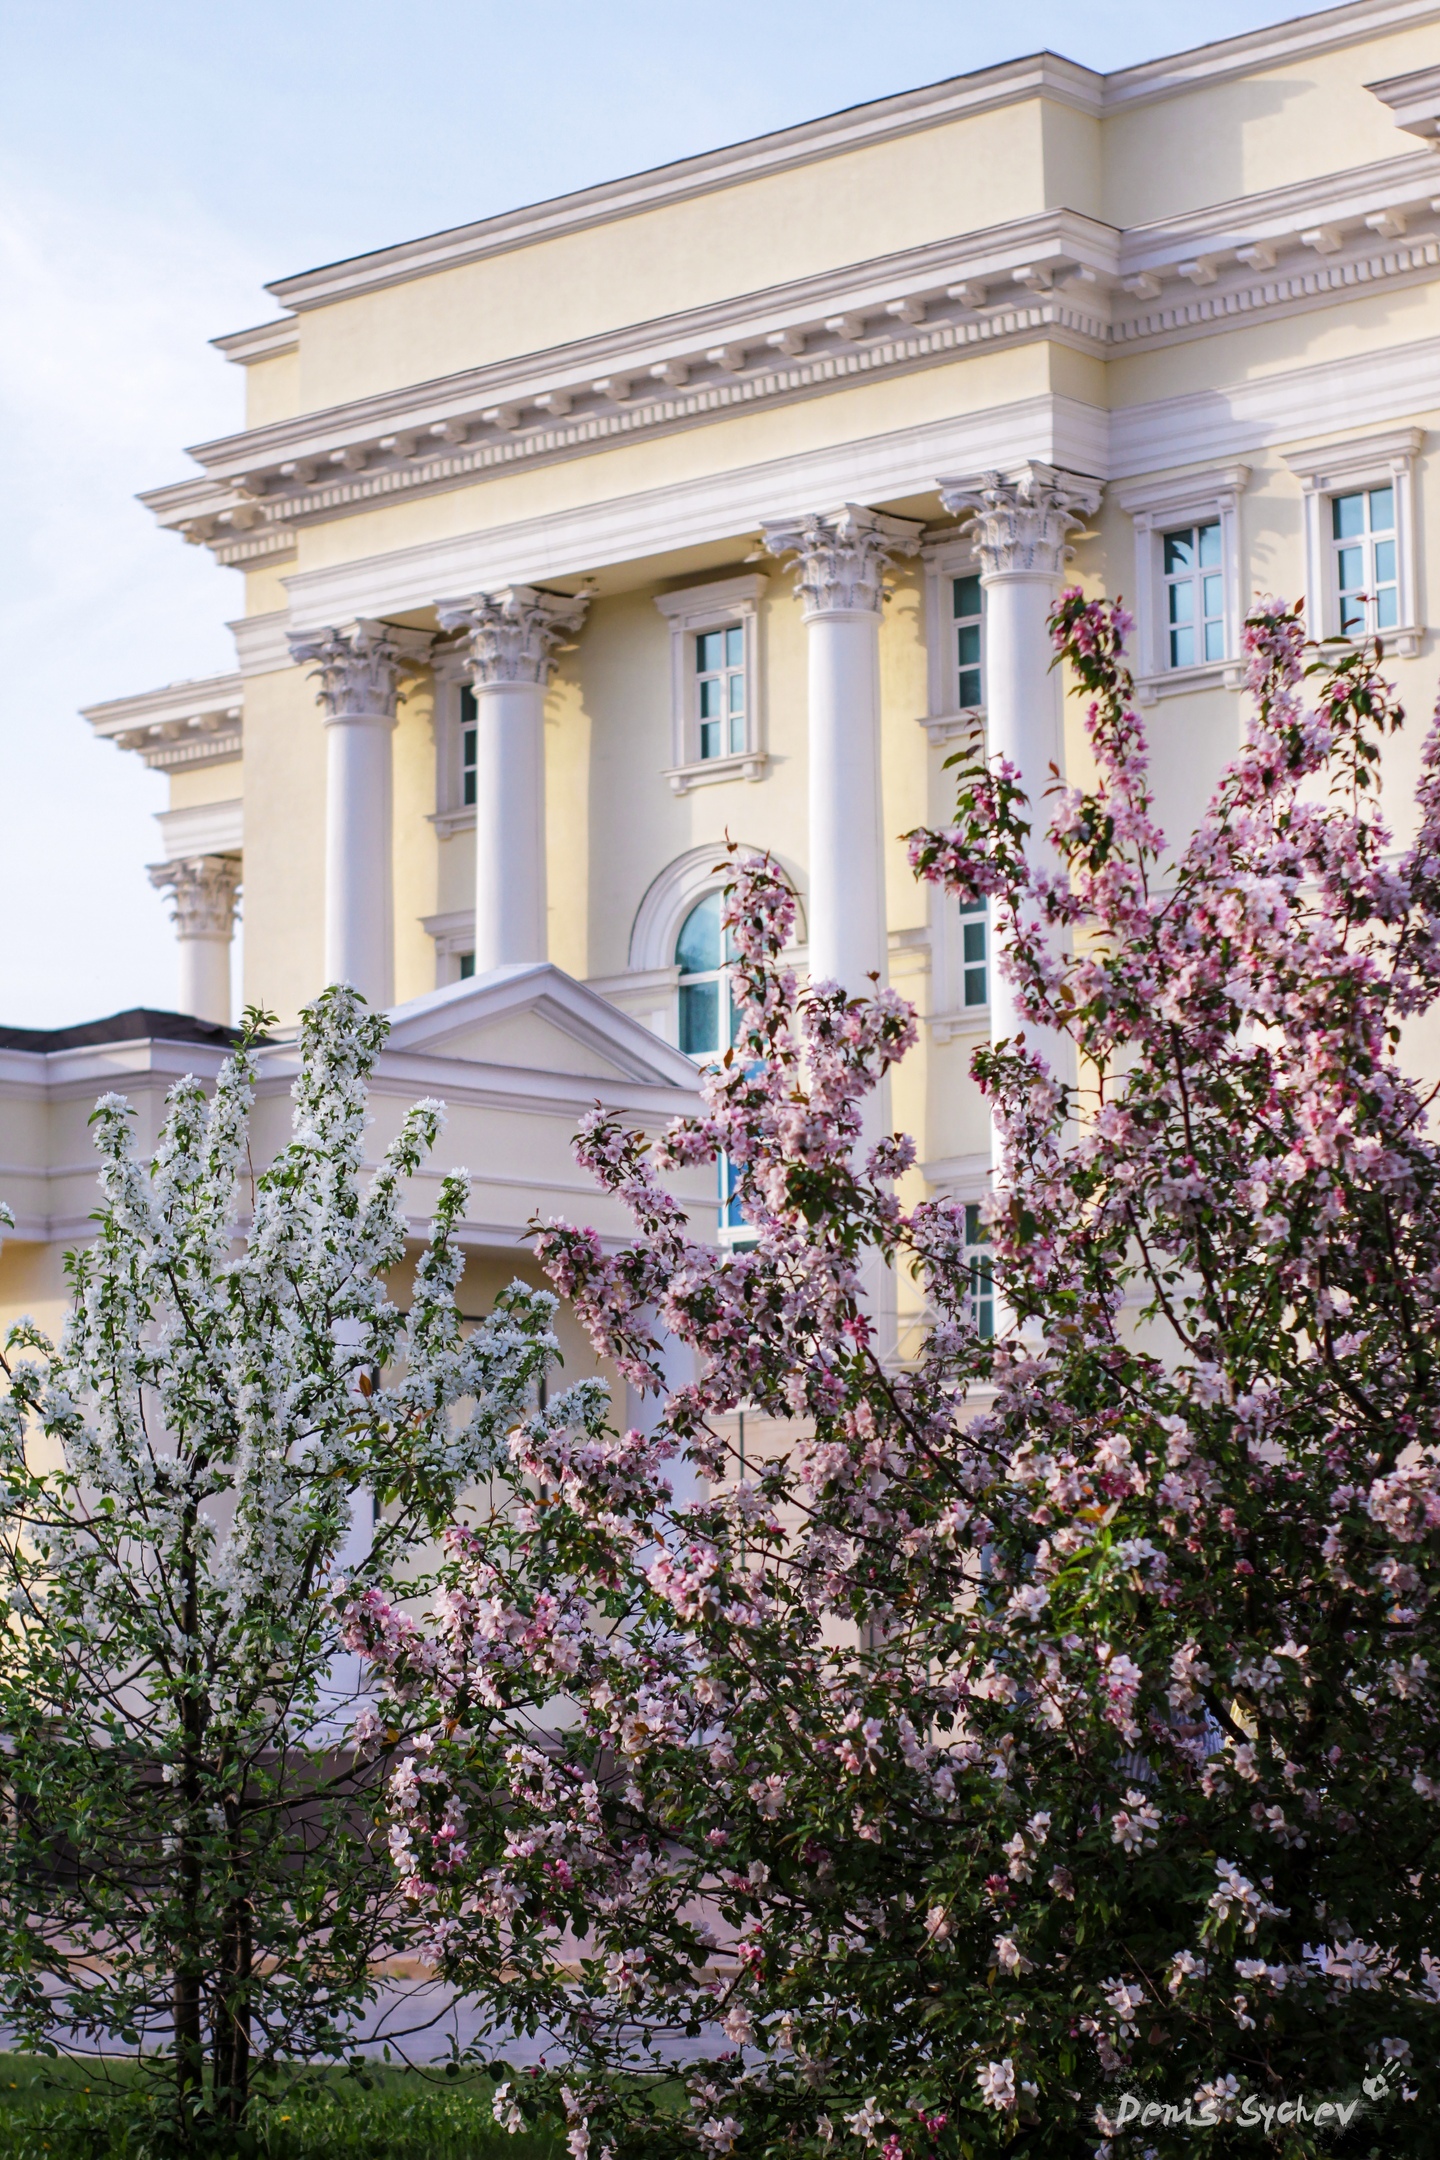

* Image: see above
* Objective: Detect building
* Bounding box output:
[4,0,1440,1345]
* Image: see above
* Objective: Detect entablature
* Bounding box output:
[83,674,244,770]
[147,154,1440,570]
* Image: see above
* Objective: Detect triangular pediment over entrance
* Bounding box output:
[383,963,698,1088]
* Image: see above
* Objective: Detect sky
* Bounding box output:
[0,0,1321,1026]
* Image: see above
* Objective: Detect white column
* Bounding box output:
[435,586,588,975]
[761,505,921,996]
[289,619,431,1008]
[937,464,1100,1080]
[148,856,242,1025]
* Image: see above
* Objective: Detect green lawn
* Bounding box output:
[0,2057,562,2159]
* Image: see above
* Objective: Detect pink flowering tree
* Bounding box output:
[353,602,1440,2158]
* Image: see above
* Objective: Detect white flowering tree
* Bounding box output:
[354,604,1440,2159]
[0,987,557,2146]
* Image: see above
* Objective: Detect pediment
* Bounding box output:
[383,963,699,1087]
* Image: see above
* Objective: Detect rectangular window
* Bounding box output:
[965,1203,994,1339]
[953,572,983,708]
[459,685,478,805]
[961,903,988,1008]
[1162,522,1224,669]
[1332,486,1398,635]
[696,625,746,761]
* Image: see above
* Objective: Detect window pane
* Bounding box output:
[1163,528,1195,573]
[679,980,719,1055]
[1170,625,1195,668]
[958,668,981,708]
[459,686,477,725]
[1202,573,1223,618]
[1197,520,1222,567]
[953,573,981,618]
[676,891,723,974]
[1374,538,1396,586]
[458,952,475,979]
[1332,492,1364,540]
[728,672,745,713]
[729,712,745,754]
[1340,598,1366,636]
[956,622,981,667]
[1377,585,1399,628]
[725,625,744,668]
[1337,545,1364,593]
[696,630,723,672]
[1369,485,1394,532]
[700,678,721,719]
[963,917,986,964]
[1168,580,1194,624]
[1204,618,1225,663]
[699,721,719,759]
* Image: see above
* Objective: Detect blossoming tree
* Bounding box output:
[353,604,1440,2158]
[0,988,556,2145]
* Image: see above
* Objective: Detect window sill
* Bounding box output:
[918,707,985,746]
[430,806,476,837]
[1319,624,1424,660]
[1134,660,1244,706]
[664,749,768,795]
[930,1007,990,1044]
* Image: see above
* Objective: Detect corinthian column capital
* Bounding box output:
[937,463,1101,581]
[436,586,590,687]
[761,502,922,617]
[148,855,242,940]
[288,619,433,721]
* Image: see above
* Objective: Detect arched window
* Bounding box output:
[675,891,738,1058]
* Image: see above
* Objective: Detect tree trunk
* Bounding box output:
[213,1891,253,2123]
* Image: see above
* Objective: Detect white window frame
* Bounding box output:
[920,532,987,747]
[429,661,478,836]
[1284,427,1423,655]
[654,573,768,794]
[421,908,476,986]
[1112,465,1250,702]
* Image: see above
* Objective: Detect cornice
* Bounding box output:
[1367,61,1440,138]
[1103,0,1440,111]
[261,57,1105,314]
[148,165,1440,568]
[83,674,244,770]
[212,319,300,365]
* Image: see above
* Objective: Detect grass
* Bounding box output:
[0,2057,562,2160]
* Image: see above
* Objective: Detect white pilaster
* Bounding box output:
[938,464,1100,1079]
[761,504,921,996]
[289,620,431,1007]
[435,586,588,974]
[148,855,242,1026]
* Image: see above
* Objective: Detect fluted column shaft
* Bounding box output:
[762,505,921,997]
[289,620,430,1007]
[436,586,588,974]
[148,855,242,1026]
[939,464,1100,1081]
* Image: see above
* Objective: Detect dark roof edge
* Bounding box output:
[0,1009,247,1055]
